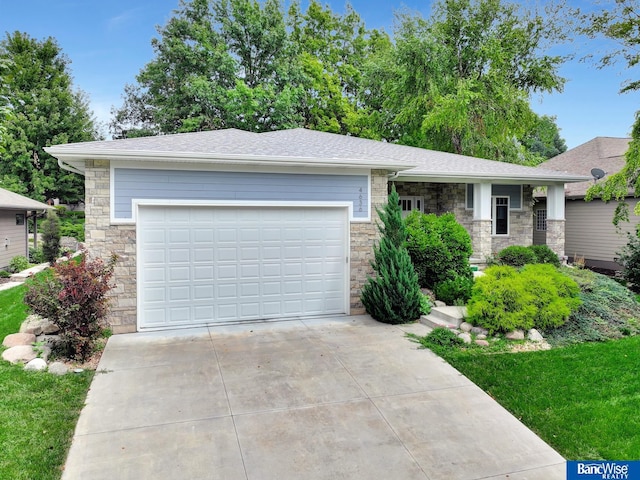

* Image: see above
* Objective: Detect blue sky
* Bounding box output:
[1,0,639,149]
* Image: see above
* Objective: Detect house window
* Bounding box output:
[15,214,25,226]
[399,196,423,217]
[536,209,547,231]
[492,196,509,235]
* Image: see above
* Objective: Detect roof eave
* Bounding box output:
[44,148,416,172]
[396,171,592,184]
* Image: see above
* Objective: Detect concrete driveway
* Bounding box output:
[62,315,565,480]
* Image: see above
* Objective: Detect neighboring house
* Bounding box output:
[0,188,51,270]
[535,137,634,270]
[46,128,588,333]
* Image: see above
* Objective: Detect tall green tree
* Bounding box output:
[521,115,567,160]
[365,0,569,164]
[111,0,387,138]
[582,1,640,225]
[0,32,98,202]
[112,0,304,137]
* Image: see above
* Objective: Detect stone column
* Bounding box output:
[546,219,565,260]
[471,183,493,261]
[472,220,493,261]
[546,183,566,260]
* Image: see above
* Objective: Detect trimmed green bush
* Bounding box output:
[496,245,537,267]
[434,275,474,305]
[361,187,422,324]
[527,244,561,267]
[467,264,581,334]
[8,255,29,273]
[405,211,473,289]
[29,246,45,264]
[0,270,11,278]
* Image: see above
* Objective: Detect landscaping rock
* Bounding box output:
[459,322,473,333]
[505,330,525,341]
[471,326,489,335]
[457,332,472,344]
[527,329,545,342]
[60,236,79,252]
[2,345,37,364]
[25,358,47,371]
[434,300,446,308]
[2,332,36,348]
[48,362,69,376]
[20,315,59,335]
[475,339,490,347]
[476,334,487,340]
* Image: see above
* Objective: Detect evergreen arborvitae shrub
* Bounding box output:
[405,211,473,289]
[41,210,61,264]
[361,186,422,324]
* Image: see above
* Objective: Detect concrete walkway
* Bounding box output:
[62,315,565,480]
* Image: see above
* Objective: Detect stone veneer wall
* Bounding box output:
[394,182,535,259]
[350,170,387,314]
[85,161,387,331]
[85,160,137,334]
[490,186,534,254]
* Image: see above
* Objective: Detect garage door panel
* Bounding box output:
[139,205,347,329]
[169,267,190,281]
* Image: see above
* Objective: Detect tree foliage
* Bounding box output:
[112,0,569,161]
[363,0,569,164]
[582,1,640,225]
[0,32,99,202]
[111,0,380,138]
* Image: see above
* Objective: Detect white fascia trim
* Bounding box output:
[130,199,355,224]
[47,149,415,171]
[110,160,372,176]
[397,173,592,184]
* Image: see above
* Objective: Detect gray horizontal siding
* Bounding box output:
[0,210,27,269]
[565,198,640,263]
[114,169,369,220]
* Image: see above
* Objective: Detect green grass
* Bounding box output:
[419,336,640,460]
[0,283,93,480]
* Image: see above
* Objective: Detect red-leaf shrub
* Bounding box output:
[25,252,117,361]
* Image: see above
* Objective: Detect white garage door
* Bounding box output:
[137,205,348,330]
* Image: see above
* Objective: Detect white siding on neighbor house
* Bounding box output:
[113,168,370,222]
[565,198,640,266]
[0,210,27,270]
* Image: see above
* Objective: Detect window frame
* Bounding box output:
[492,196,510,236]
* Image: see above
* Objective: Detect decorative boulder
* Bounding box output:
[2,345,37,364]
[527,329,545,342]
[48,362,69,376]
[505,330,525,341]
[2,332,36,348]
[25,358,47,371]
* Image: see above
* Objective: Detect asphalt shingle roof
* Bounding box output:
[45,128,591,184]
[536,137,631,197]
[0,187,51,210]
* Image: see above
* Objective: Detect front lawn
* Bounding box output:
[0,283,93,480]
[417,335,640,460]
